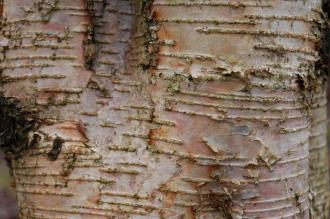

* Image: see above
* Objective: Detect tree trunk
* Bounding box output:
[309,86,330,218]
[0,0,329,218]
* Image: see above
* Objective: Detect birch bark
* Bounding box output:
[0,0,329,218]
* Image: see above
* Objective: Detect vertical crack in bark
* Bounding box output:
[84,0,97,71]
[139,0,158,70]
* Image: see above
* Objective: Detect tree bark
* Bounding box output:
[0,0,329,218]
[309,86,330,218]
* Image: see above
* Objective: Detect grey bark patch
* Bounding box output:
[239,189,259,200]
[230,125,252,136]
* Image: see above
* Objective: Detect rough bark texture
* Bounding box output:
[0,0,329,218]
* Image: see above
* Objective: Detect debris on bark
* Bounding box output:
[257,146,281,171]
[47,136,64,161]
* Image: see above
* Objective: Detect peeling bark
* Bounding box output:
[0,0,329,218]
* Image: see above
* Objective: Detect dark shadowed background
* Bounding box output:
[0,153,18,219]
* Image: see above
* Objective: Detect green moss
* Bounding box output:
[167,81,180,94]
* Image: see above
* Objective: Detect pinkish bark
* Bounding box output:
[0,0,329,218]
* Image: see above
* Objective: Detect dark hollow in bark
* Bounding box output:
[0,95,38,159]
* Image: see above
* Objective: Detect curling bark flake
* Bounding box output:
[0,0,329,218]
